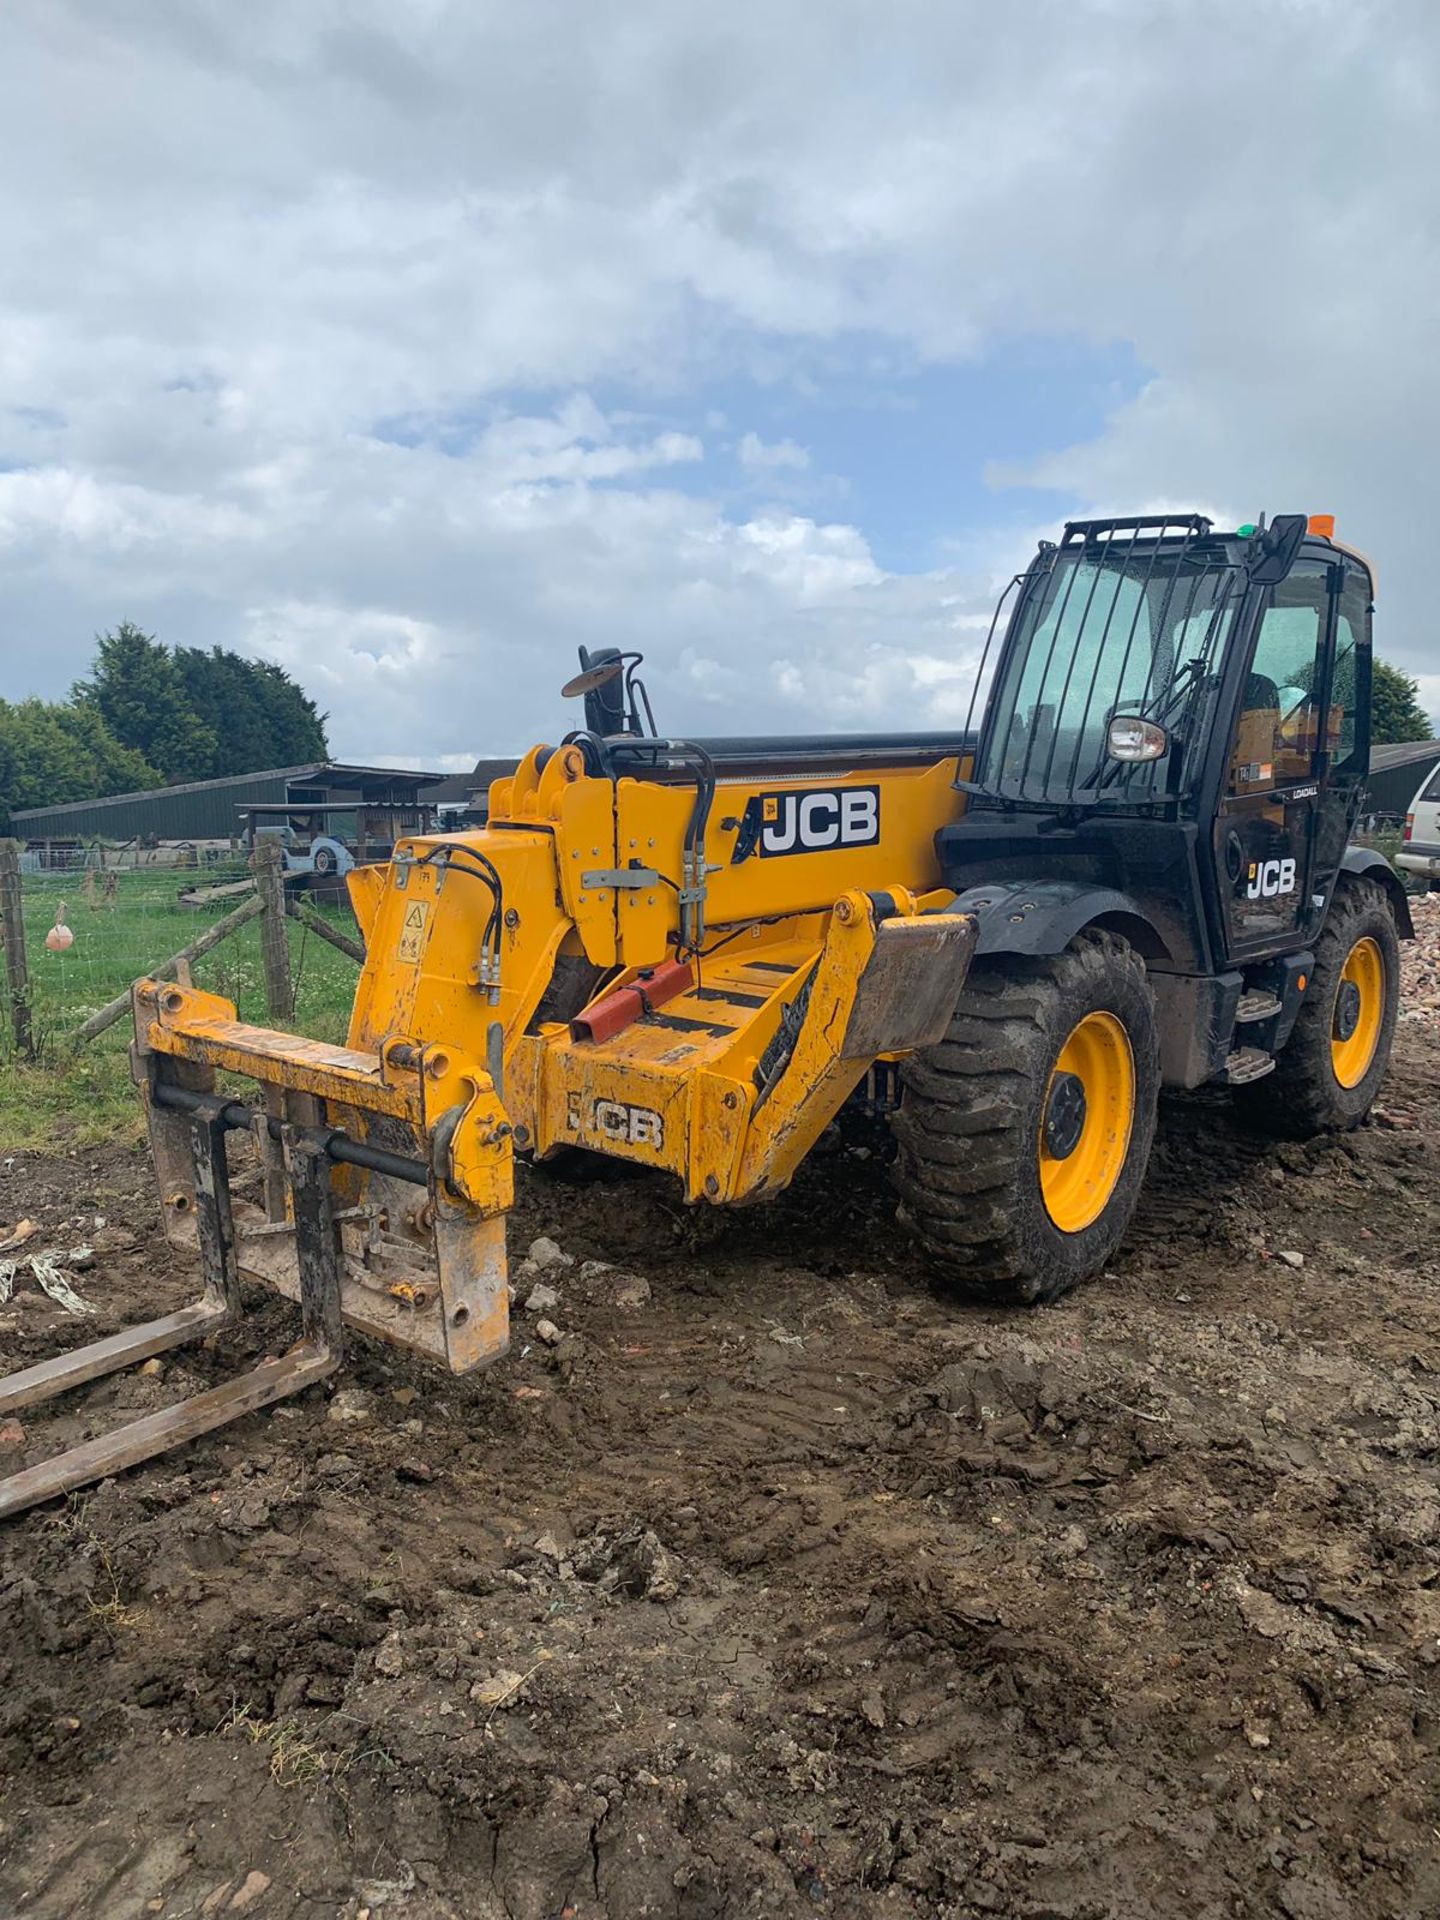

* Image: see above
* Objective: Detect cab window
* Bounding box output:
[1228,560,1330,795]
[1327,568,1368,772]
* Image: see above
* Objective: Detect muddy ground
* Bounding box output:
[0,1019,1437,1918]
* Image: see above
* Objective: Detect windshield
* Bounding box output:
[977,542,1242,803]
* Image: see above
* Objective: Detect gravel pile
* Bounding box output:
[1399,886,1440,1019]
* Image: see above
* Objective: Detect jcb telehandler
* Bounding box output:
[0,510,1411,1518]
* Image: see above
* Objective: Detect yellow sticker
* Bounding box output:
[763,796,779,822]
[397,898,431,963]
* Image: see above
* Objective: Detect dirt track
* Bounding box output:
[0,1020,1438,1918]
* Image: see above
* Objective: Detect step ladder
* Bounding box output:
[1235,989,1283,1023]
[1223,1045,1277,1085]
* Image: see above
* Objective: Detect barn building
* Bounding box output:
[13,763,446,864]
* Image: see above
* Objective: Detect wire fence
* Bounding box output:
[19,840,250,877]
[0,846,362,1064]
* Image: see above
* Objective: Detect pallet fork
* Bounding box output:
[0,980,514,1522]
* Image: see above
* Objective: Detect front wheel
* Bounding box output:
[890,930,1161,1304]
[1233,876,1401,1137]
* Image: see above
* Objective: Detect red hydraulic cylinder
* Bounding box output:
[570,958,696,1043]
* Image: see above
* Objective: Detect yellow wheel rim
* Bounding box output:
[1039,1011,1136,1234]
[1330,935,1385,1089]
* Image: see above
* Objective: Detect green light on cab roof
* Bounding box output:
[1236,524,1257,538]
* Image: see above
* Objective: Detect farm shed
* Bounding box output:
[13,762,446,859]
[428,756,521,824]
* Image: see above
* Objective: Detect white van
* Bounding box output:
[1398,761,1440,885]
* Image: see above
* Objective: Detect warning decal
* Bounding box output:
[397,899,431,963]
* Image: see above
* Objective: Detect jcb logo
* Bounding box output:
[757,785,880,858]
[1246,858,1297,899]
[566,1093,664,1149]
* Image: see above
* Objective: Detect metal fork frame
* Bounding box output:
[0,1093,350,1523]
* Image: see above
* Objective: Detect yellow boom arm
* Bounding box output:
[133,740,976,1381]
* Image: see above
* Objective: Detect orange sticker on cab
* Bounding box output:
[397,899,431,963]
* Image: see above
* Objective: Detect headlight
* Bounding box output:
[1107,716,1168,762]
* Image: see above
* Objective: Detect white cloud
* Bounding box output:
[738,431,810,473]
[0,0,1435,763]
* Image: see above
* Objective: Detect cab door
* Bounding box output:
[1212,558,1334,960]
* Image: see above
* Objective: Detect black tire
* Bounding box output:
[312,847,337,875]
[890,930,1161,1304]
[1232,876,1400,1137]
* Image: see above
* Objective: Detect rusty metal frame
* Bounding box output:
[0,1093,344,1524]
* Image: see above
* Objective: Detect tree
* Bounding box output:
[0,698,159,812]
[74,623,218,784]
[250,659,328,767]
[56,701,166,796]
[5,625,331,814]
[174,645,270,777]
[173,645,328,776]
[1371,660,1435,746]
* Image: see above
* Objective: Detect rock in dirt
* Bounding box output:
[1277,1249,1305,1269]
[355,1861,418,1907]
[227,1872,271,1912]
[534,1318,562,1346]
[524,1282,561,1314]
[374,1638,406,1678]
[572,1521,681,1601]
[327,1388,373,1424]
[0,1419,25,1448]
[527,1236,572,1272]
[471,1667,526,1709]
[612,1273,652,1309]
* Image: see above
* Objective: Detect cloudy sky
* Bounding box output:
[2,0,1436,769]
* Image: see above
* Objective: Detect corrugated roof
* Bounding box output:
[430,757,521,806]
[1369,739,1440,771]
[12,761,446,824]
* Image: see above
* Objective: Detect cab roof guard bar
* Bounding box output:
[1062,513,1215,542]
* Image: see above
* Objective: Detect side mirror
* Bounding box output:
[1248,513,1308,586]
[561,645,628,735]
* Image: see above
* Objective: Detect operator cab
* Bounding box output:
[950,511,1380,974]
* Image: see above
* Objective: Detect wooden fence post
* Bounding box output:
[285,894,366,966]
[0,840,33,1060]
[251,838,294,1023]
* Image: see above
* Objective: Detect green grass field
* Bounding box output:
[1,865,361,1150]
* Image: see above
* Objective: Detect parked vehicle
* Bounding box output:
[1398,762,1440,887]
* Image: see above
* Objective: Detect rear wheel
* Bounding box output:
[1233,876,1400,1136]
[891,930,1161,1304]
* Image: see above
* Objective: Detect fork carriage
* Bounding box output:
[0,980,514,1521]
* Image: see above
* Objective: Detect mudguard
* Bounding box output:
[946,878,1170,961]
[1339,845,1414,939]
